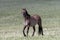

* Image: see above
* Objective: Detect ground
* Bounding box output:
[0,0,60,40]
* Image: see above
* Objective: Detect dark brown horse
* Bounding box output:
[21,8,43,36]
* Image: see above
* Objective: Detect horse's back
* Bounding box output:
[32,14,41,21]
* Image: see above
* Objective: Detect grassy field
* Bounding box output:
[0,0,60,40]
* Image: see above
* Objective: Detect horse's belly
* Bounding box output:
[30,19,37,26]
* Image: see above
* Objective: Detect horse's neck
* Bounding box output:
[24,16,31,20]
[23,13,31,19]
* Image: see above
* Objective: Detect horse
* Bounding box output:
[21,8,43,37]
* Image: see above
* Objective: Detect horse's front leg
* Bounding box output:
[27,26,30,36]
[32,26,35,36]
[23,25,27,37]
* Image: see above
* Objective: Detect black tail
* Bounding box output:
[38,25,43,35]
[38,17,43,35]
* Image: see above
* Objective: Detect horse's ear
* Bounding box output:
[21,8,26,14]
[22,8,26,11]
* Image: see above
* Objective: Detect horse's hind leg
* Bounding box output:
[32,26,35,36]
[23,26,27,36]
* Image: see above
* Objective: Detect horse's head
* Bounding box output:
[21,8,27,14]
[21,8,28,16]
[21,8,31,19]
[21,8,27,17]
